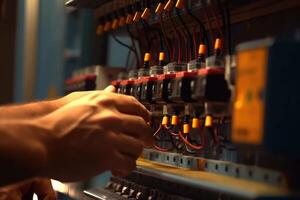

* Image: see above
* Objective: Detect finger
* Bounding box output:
[31,179,56,200]
[118,114,154,147]
[104,85,116,93]
[111,153,136,177]
[95,94,151,122]
[114,133,144,159]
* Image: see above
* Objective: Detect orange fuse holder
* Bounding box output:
[155,2,165,15]
[171,115,179,125]
[162,115,169,126]
[112,18,119,30]
[119,16,126,26]
[133,11,142,22]
[205,115,213,127]
[96,24,104,35]
[175,0,184,9]
[183,124,190,134]
[214,38,222,55]
[164,0,175,11]
[126,13,134,24]
[192,117,201,129]
[141,7,151,20]
[104,21,112,32]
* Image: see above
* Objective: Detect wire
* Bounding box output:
[168,12,182,63]
[126,25,141,68]
[210,2,224,39]
[111,31,135,52]
[203,2,215,54]
[178,130,205,150]
[193,26,198,59]
[176,8,194,61]
[141,20,151,52]
[125,49,132,68]
[160,14,172,61]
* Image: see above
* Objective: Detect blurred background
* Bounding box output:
[0,0,129,104]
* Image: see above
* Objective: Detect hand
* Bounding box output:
[37,86,153,182]
[0,178,56,200]
[53,86,116,109]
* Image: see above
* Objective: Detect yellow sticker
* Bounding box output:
[232,48,268,145]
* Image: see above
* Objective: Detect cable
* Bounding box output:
[210,2,224,39]
[126,25,141,68]
[184,2,210,55]
[111,31,135,52]
[178,130,204,150]
[176,8,194,60]
[125,49,132,68]
[168,12,182,63]
[160,14,172,61]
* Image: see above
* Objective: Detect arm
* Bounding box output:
[0,101,58,119]
[0,91,98,120]
[0,119,49,186]
[0,89,153,186]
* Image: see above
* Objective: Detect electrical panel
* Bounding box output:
[65,0,300,199]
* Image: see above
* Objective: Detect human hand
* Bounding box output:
[53,86,116,110]
[37,87,153,182]
[0,178,56,200]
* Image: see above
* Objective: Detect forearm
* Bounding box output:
[0,119,50,186]
[0,100,60,120]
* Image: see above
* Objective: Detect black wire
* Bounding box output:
[125,49,132,68]
[126,25,141,68]
[111,31,135,52]
[225,0,232,55]
[141,20,151,52]
[176,8,194,60]
[184,4,210,56]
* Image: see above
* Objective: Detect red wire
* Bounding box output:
[160,14,173,62]
[193,26,198,59]
[153,124,174,152]
[168,12,182,63]
[210,4,224,39]
[203,7,214,52]
[153,124,162,136]
[178,130,204,150]
[165,128,179,137]
[153,144,172,152]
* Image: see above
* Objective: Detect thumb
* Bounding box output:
[104,85,116,93]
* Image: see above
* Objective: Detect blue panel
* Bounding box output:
[106,35,131,68]
[35,0,66,99]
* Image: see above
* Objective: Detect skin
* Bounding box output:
[0,86,153,199]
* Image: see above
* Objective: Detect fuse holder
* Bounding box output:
[133,11,142,22]
[104,21,112,32]
[198,44,207,55]
[175,0,184,9]
[126,14,134,24]
[155,3,165,15]
[164,0,175,11]
[112,18,119,29]
[171,115,179,125]
[159,52,165,61]
[162,115,169,126]
[96,24,104,35]
[214,38,222,50]
[205,115,213,127]
[141,8,151,20]
[183,124,190,134]
[192,118,201,129]
[144,53,151,62]
[119,16,126,26]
